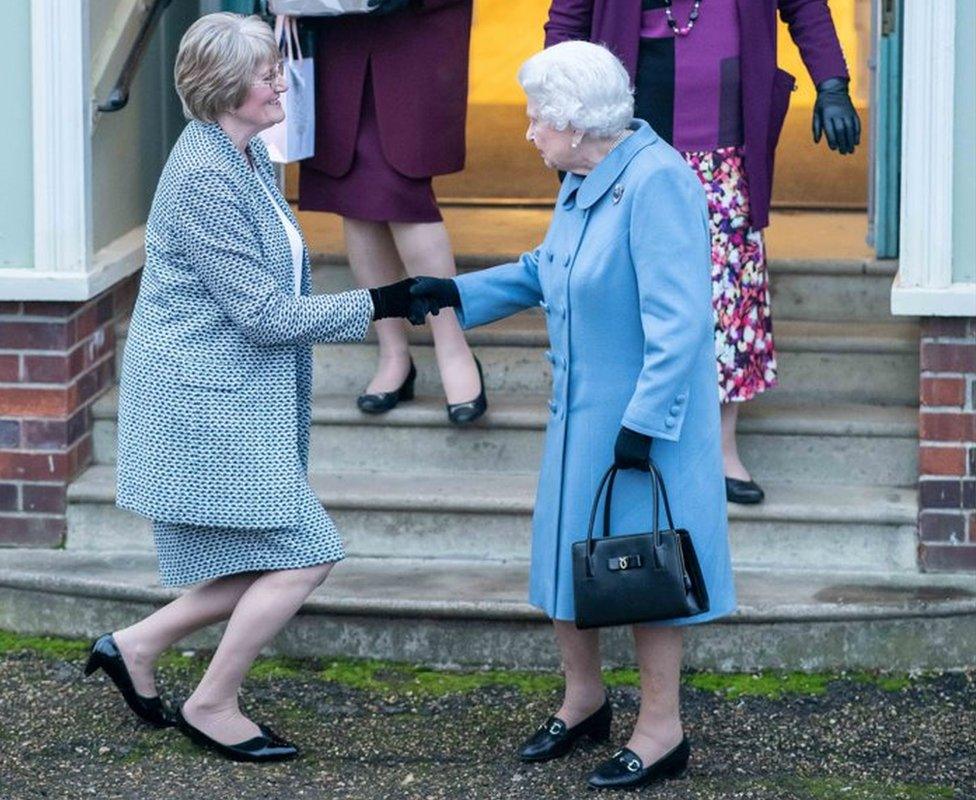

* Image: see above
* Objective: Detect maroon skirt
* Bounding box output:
[299,69,442,223]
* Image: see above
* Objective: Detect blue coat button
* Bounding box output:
[670,405,681,416]
[665,418,676,428]
[548,399,558,414]
[539,300,549,313]
[675,394,686,404]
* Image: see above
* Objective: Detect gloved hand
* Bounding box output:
[614,426,652,471]
[366,0,412,14]
[813,77,861,156]
[409,276,462,318]
[368,278,428,325]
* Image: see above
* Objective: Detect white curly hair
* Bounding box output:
[518,41,634,139]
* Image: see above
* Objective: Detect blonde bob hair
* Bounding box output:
[518,41,634,139]
[175,13,280,123]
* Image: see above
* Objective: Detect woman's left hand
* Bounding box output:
[613,426,652,471]
[813,77,861,155]
[369,278,430,325]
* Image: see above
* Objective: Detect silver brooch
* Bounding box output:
[612,184,624,204]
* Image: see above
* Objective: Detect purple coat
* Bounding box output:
[307,0,472,179]
[544,0,849,229]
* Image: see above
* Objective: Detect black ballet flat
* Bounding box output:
[84,633,172,728]
[587,737,690,790]
[517,698,612,762]
[357,360,416,414]
[174,709,299,763]
[446,356,487,426]
[725,477,765,504]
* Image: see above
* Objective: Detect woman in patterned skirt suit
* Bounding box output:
[544,0,860,503]
[411,42,736,790]
[83,13,423,763]
[299,0,487,424]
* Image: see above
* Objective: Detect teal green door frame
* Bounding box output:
[867,0,901,258]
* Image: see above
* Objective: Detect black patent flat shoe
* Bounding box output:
[447,356,487,426]
[84,633,172,728]
[517,698,612,762]
[175,709,299,763]
[357,360,416,414]
[725,476,765,504]
[587,737,690,790]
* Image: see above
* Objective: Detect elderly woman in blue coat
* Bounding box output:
[83,13,422,763]
[412,41,736,790]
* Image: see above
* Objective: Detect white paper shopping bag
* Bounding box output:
[259,16,315,163]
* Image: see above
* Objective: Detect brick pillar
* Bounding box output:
[0,274,139,547]
[918,317,976,571]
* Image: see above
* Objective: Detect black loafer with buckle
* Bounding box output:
[517,698,612,762]
[587,737,690,790]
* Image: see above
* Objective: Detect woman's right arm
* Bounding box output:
[414,248,545,330]
[543,0,594,47]
[176,168,373,347]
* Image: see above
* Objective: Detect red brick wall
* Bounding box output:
[0,275,139,547]
[918,316,976,571]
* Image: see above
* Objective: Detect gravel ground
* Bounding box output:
[0,638,973,800]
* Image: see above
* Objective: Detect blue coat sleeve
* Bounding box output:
[621,164,713,442]
[175,168,373,347]
[452,248,544,329]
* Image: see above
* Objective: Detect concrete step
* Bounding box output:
[91,391,918,486]
[116,314,920,406]
[2,549,973,671]
[66,465,920,573]
[309,256,903,323]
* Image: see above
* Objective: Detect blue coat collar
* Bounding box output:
[570,119,658,210]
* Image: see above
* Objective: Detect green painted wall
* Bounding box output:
[0,1,33,269]
[91,0,200,252]
[953,0,976,284]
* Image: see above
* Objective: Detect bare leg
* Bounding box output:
[344,218,412,394]
[389,221,480,404]
[112,571,262,697]
[625,626,684,764]
[180,562,334,744]
[721,400,752,480]
[552,620,606,726]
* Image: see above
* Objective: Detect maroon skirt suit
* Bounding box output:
[299,0,473,223]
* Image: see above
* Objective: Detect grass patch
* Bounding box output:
[683,671,833,699]
[0,631,90,660]
[317,659,564,696]
[847,670,914,692]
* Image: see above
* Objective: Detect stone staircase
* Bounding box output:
[3,217,976,671]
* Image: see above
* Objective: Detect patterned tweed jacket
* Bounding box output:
[117,121,373,529]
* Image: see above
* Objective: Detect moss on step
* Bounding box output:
[761,777,955,800]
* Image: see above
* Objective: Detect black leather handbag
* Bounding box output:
[571,462,710,629]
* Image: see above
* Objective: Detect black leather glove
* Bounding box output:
[614,426,652,471]
[366,0,412,14]
[409,276,462,318]
[813,77,861,156]
[369,278,428,325]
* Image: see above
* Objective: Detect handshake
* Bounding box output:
[368,277,461,326]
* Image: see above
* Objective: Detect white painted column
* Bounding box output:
[30,0,92,276]
[892,0,975,315]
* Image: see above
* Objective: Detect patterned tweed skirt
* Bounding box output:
[682,146,778,404]
[153,479,345,587]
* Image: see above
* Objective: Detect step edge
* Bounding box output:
[67,466,918,524]
[1,567,973,624]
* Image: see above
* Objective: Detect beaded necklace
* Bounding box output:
[663,0,703,37]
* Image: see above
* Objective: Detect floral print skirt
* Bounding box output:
[682,147,778,404]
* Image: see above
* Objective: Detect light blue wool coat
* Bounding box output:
[455,120,736,624]
[117,121,373,530]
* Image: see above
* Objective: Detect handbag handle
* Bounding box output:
[584,459,678,576]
